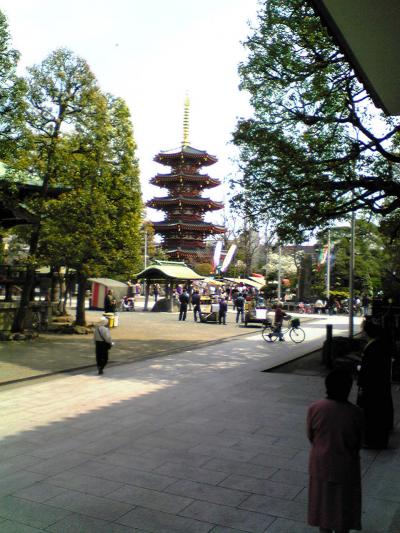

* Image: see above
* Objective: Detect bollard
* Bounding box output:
[323,324,333,368]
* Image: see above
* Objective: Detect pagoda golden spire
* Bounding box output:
[182,92,190,147]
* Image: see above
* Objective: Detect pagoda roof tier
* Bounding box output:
[150,173,220,189]
[147,197,223,211]
[166,248,213,260]
[154,145,217,166]
[153,221,225,234]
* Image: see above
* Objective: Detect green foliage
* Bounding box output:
[316,219,387,294]
[231,0,400,241]
[0,11,27,159]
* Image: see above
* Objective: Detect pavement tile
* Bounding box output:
[202,457,277,480]
[210,526,248,533]
[108,484,193,514]
[166,479,249,507]
[361,496,400,532]
[0,495,72,529]
[181,500,274,533]
[0,520,46,532]
[25,451,92,476]
[263,517,315,532]
[267,468,308,487]
[117,505,212,532]
[133,447,211,468]
[12,482,67,503]
[46,489,133,522]
[46,512,137,533]
[154,461,228,485]
[46,471,123,496]
[0,471,45,499]
[0,455,42,477]
[94,450,168,471]
[189,444,258,463]
[239,493,307,522]
[248,453,291,469]
[74,461,177,491]
[219,474,302,500]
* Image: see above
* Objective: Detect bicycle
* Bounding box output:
[262,317,305,344]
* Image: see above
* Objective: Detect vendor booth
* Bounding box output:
[135,260,204,312]
[88,278,128,310]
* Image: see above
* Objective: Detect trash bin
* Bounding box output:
[103,312,115,328]
[113,313,119,327]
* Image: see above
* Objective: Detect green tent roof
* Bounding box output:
[136,261,204,281]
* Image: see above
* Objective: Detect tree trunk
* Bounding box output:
[75,272,87,326]
[12,227,40,332]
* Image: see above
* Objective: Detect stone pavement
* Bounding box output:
[0,314,399,532]
[0,306,314,386]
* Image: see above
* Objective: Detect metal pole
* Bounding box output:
[326,229,331,300]
[349,210,355,337]
[277,244,282,301]
[143,230,148,311]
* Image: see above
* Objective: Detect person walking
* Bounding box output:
[153,283,160,302]
[191,289,201,322]
[94,317,113,375]
[307,369,363,533]
[218,298,228,325]
[178,289,189,321]
[357,318,394,449]
[235,293,245,323]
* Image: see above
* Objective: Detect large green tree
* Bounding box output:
[10,48,103,331]
[0,10,26,158]
[38,93,142,326]
[231,0,400,241]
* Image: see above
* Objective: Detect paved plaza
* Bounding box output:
[0,313,399,532]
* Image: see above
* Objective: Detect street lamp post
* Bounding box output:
[143,229,149,311]
[277,243,282,301]
[349,210,356,337]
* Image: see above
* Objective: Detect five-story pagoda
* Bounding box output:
[147,96,225,263]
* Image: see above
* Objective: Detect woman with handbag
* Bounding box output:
[94,317,113,375]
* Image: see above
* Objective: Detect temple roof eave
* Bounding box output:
[153,221,226,234]
[153,145,218,166]
[150,174,221,188]
[146,197,224,210]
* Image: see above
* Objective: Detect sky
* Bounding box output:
[1,0,260,223]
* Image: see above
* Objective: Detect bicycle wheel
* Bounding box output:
[262,325,278,342]
[289,327,305,343]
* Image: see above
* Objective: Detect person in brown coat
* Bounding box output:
[307,369,363,533]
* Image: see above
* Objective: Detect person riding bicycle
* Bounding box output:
[273,302,290,341]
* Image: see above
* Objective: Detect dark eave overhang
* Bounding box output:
[309,0,400,115]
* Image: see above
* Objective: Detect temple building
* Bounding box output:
[147,97,225,264]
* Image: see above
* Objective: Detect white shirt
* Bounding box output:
[94,325,112,344]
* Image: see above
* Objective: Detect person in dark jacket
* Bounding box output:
[235,293,245,323]
[218,298,228,325]
[357,318,393,449]
[104,289,117,313]
[191,289,201,322]
[273,302,289,341]
[178,289,189,321]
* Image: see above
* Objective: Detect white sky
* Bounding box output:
[2,0,259,223]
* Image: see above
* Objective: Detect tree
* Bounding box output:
[0,10,26,159]
[9,48,104,331]
[316,220,387,295]
[39,92,142,326]
[231,0,400,242]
